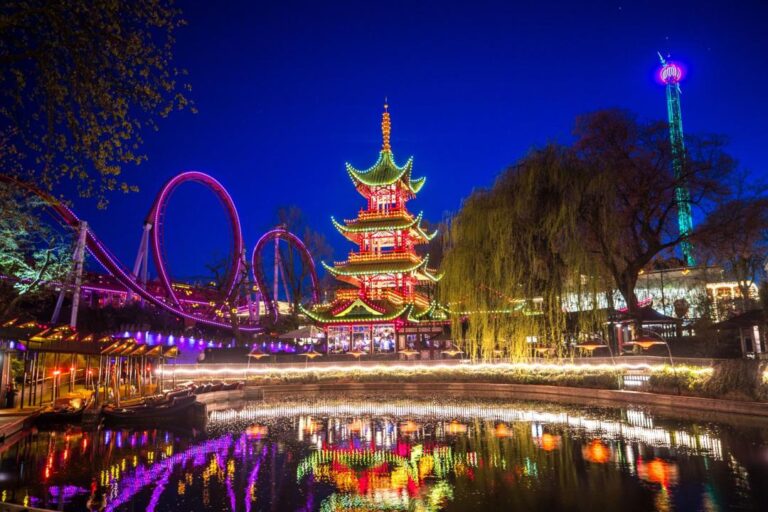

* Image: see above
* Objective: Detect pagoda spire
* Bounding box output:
[381,99,391,152]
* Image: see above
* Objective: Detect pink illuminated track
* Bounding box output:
[251,226,320,320]
[1,173,261,332]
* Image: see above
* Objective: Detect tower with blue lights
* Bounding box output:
[658,52,695,266]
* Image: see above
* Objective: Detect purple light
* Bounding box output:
[659,62,683,84]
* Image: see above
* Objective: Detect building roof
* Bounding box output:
[322,255,433,278]
[712,309,766,330]
[613,306,681,324]
[299,300,413,325]
[346,151,425,194]
[331,211,437,242]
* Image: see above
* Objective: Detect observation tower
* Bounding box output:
[301,103,447,353]
[658,53,695,266]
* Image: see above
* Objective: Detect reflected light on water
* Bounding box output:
[583,440,612,464]
[0,399,762,511]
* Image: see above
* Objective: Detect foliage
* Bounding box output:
[0,182,72,321]
[572,110,734,321]
[0,0,194,207]
[439,145,609,359]
[697,196,768,312]
[440,110,740,358]
[646,365,710,396]
[702,360,767,401]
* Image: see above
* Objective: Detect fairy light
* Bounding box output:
[157,360,712,379]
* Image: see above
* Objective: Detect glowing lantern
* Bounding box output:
[535,433,561,452]
[637,458,679,488]
[582,440,611,464]
[494,423,514,438]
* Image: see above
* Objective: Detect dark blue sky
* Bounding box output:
[73,0,768,280]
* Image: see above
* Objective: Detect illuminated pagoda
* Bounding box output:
[301,103,447,353]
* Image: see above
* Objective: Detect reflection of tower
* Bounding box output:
[658,52,695,266]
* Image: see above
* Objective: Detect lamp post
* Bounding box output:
[625,330,678,394]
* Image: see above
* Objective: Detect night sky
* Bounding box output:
[70,0,768,281]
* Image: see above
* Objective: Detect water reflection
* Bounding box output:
[0,399,764,511]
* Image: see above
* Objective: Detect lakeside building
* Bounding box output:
[300,104,448,353]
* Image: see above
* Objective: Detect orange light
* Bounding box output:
[246,424,269,438]
[399,420,420,434]
[494,423,514,438]
[583,440,611,464]
[53,370,61,376]
[535,433,561,451]
[637,458,679,488]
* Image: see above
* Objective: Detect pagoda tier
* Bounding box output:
[301,103,447,350]
[331,210,437,246]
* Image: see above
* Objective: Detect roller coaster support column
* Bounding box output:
[51,221,88,327]
[273,238,279,311]
[69,221,88,328]
[127,222,152,303]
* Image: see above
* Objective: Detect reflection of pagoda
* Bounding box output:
[301,103,448,353]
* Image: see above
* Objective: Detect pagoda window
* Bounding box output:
[352,325,372,352]
[373,324,395,352]
[327,326,350,354]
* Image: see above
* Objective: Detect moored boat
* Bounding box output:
[35,396,93,426]
[101,390,202,424]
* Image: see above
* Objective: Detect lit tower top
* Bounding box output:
[381,100,391,152]
[658,52,695,267]
[301,101,446,330]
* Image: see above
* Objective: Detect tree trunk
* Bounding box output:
[617,271,641,332]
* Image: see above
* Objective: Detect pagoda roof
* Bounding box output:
[331,211,438,242]
[346,151,426,195]
[300,301,413,325]
[408,301,451,323]
[300,297,450,326]
[321,254,431,278]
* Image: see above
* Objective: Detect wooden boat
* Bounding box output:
[101,392,202,424]
[36,396,92,426]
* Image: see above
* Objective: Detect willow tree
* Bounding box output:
[439,146,609,359]
[440,110,739,358]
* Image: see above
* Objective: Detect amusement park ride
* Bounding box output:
[2,59,700,337]
[658,52,696,267]
[0,171,319,333]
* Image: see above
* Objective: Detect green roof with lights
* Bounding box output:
[346,152,426,194]
[331,211,438,242]
[321,255,431,278]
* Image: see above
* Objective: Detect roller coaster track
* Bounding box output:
[251,226,320,320]
[0,173,262,332]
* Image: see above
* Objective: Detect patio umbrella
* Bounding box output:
[248,346,269,360]
[347,348,366,359]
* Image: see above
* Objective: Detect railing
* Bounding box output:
[356,209,412,221]
[158,356,717,381]
[346,251,419,264]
